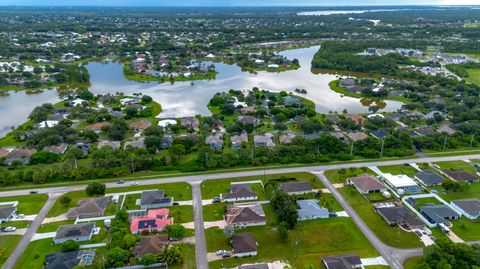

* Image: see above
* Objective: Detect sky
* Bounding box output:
[0,0,478,6]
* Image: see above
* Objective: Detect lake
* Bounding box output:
[0,46,403,137]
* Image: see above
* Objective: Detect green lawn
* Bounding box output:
[465,69,480,86]
[437,182,480,201]
[14,238,63,269]
[37,220,75,233]
[170,243,196,269]
[169,206,194,223]
[0,235,22,267]
[203,203,227,221]
[450,217,480,241]
[0,220,32,229]
[208,217,379,269]
[336,184,422,248]
[0,194,48,215]
[324,168,373,184]
[433,160,477,174]
[201,172,321,200]
[319,193,343,211]
[378,164,418,177]
[403,256,423,269]
[48,182,192,217]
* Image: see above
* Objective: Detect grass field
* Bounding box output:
[403,256,423,269]
[203,203,227,221]
[47,182,192,217]
[0,194,48,215]
[207,217,379,269]
[0,220,32,229]
[169,206,194,223]
[465,69,480,86]
[0,235,22,267]
[450,217,480,241]
[324,168,373,184]
[378,164,418,177]
[433,160,476,174]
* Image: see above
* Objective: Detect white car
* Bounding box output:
[130,181,139,186]
[2,227,16,232]
[216,250,227,255]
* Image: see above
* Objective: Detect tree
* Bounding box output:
[107,247,130,267]
[30,151,60,164]
[85,183,106,196]
[141,95,153,103]
[60,196,72,207]
[156,245,183,265]
[166,224,186,239]
[278,222,289,242]
[271,190,298,229]
[142,253,157,266]
[61,240,80,252]
[123,234,137,249]
[223,225,235,239]
[124,106,138,118]
[76,88,94,100]
[106,120,129,140]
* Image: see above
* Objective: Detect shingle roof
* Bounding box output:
[452,199,480,217]
[238,264,269,269]
[279,181,313,193]
[442,169,477,182]
[0,207,16,219]
[349,174,386,192]
[45,251,80,269]
[414,170,444,186]
[322,254,362,269]
[221,184,257,200]
[140,190,172,206]
[226,204,266,225]
[134,235,169,258]
[376,206,424,228]
[420,204,460,224]
[232,232,257,254]
[66,197,110,220]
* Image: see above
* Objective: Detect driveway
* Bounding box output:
[182,220,227,229]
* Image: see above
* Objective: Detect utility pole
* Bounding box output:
[380,138,385,157]
[350,141,354,156]
[470,134,475,148]
[443,136,448,150]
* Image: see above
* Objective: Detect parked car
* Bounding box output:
[216,250,227,255]
[433,164,441,169]
[172,202,180,206]
[415,230,422,237]
[222,253,231,258]
[212,197,221,203]
[117,180,125,184]
[16,214,25,219]
[29,190,38,194]
[1,227,16,232]
[329,211,337,217]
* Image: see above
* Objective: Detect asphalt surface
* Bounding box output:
[315,172,422,269]
[2,153,480,269]
[191,182,208,269]
[2,194,61,269]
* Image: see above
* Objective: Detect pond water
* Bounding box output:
[0,46,403,137]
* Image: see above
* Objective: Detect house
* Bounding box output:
[69,98,87,106]
[345,114,365,125]
[226,204,266,228]
[282,96,303,107]
[221,184,258,202]
[180,117,199,129]
[346,131,368,141]
[339,78,356,88]
[85,122,111,133]
[237,115,260,126]
[53,223,95,244]
[240,107,257,114]
[322,254,362,269]
[232,233,258,258]
[158,119,178,128]
[0,148,10,158]
[437,124,456,135]
[0,206,17,223]
[370,129,389,140]
[45,250,96,269]
[160,136,173,149]
[348,174,387,194]
[414,127,436,137]
[129,119,152,132]
[379,173,421,194]
[231,133,248,149]
[205,135,223,150]
[97,140,121,150]
[330,131,346,141]
[414,170,444,186]
[4,148,36,165]
[420,204,461,225]
[120,97,141,106]
[43,144,68,155]
[254,134,275,148]
[130,208,172,234]
[124,138,145,149]
[442,169,478,183]
[279,133,296,144]
[134,235,169,259]
[110,111,125,118]
[75,143,90,157]
[139,190,173,210]
[279,181,313,195]
[296,199,329,220]
[38,120,59,129]
[374,205,424,230]
[66,197,111,220]
[451,199,480,220]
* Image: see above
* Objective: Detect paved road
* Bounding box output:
[2,193,61,269]
[314,172,422,269]
[191,182,208,269]
[2,154,480,198]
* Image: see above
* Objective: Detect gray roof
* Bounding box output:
[54,223,95,241]
[350,174,386,192]
[420,205,460,224]
[232,232,257,254]
[452,199,480,217]
[45,251,80,269]
[370,129,389,140]
[140,190,172,206]
[66,197,110,220]
[442,169,477,182]
[376,206,424,228]
[0,207,16,219]
[222,184,257,200]
[297,199,329,219]
[279,181,313,193]
[414,170,444,186]
[205,135,223,145]
[231,133,248,145]
[239,264,269,269]
[322,254,362,269]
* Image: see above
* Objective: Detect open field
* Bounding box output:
[207,217,379,269]
[433,160,476,174]
[378,164,418,177]
[465,69,480,86]
[0,235,22,267]
[0,194,48,215]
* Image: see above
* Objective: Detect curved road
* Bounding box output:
[2,153,480,269]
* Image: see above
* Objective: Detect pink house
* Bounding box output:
[130,209,172,234]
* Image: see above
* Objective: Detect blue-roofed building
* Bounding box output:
[296,199,329,220]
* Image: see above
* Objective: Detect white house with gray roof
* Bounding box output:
[296,199,329,220]
[451,199,480,220]
[139,190,173,210]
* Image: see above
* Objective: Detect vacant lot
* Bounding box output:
[466,69,480,86]
[324,168,373,184]
[207,217,378,269]
[434,160,476,174]
[0,194,48,215]
[450,217,480,241]
[378,164,418,177]
[0,235,22,267]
